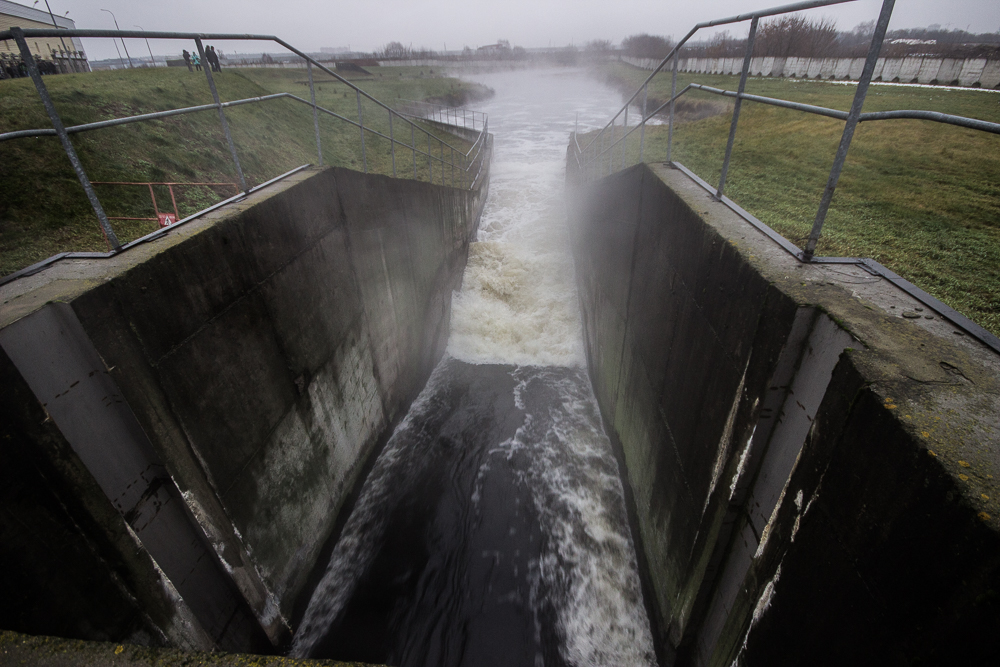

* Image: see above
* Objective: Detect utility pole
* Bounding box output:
[100,8,133,68]
[135,25,154,66]
[35,0,69,53]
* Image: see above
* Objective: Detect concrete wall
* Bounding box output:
[620,54,1000,87]
[0,162,489,652]
[569,162,1000,665]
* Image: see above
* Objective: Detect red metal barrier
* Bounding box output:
[91,181,240,227]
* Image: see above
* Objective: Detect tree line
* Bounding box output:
[621,17,1000,61]
[375,39,529,61]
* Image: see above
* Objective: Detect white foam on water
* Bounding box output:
[293,69,658,666]
[290,362,454,658]
[454,68,657,666]
[481,368,657,667]
[447,69,622,368]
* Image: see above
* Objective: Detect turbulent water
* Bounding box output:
[291,69,657,667]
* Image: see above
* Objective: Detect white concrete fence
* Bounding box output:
[621,54,1000,88]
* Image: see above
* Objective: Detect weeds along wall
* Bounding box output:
[569,162,1000,666]
[0,161,490,651]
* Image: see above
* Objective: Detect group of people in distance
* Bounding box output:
[181,46,222,72]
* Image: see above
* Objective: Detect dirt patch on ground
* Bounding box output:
[598,67,730,123]
[653,96,730,122]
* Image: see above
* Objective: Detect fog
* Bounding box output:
[32,0,1000,62]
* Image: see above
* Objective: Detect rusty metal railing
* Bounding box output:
[0,26,490,253]
[89,181,240,225]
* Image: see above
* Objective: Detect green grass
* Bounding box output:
[0,66,490,276]
[592,62,1000,337]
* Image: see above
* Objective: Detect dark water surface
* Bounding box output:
[302,361,565,666]
[293,360,653,666]
[291,69,655,667]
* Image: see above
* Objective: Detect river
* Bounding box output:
[290,67,656,667]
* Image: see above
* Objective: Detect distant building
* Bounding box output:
[0,0,89,70]
[320,46,350,54]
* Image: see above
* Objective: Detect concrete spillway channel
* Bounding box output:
[2,67,1000,666]
[0,163,492,660]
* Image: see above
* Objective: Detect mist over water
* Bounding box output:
[292,69,656,666]
[449,68,624,367]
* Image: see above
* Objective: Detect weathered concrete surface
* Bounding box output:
[621,54,1000,87]
[568,162,1000,666]
[0,162,489,653]
[0,630,383,667]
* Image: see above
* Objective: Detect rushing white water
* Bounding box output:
[448,68,624,368]
[292,68,657,667]
[453,68,656,665]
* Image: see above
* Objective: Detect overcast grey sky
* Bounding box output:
[23,0,1000,60]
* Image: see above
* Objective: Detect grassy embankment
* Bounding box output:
[0,65,491,276]
[591,61,1000,337]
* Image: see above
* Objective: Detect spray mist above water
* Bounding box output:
[447,69,623,368]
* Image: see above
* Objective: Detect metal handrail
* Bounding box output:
[396,98,488,132]
[573,0,1000,354]
[584,83,1000,170]
[575,0,1000,262]
[0,26,490,254]
[577,0,856,156]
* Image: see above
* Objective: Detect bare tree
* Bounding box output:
[704,31,743,58]
[585,39,613,53]
[378,41,411,59]
[755,16,839,58]
[621,33,674,59]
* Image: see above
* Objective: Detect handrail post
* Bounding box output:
[148,184,161,218]
[639,83,648,162]
[389,109,396,177]
[306,61,323,166]
[622,105,629,170]
[411,123,417,179]
[12,27,121,250]
[609,121,615,175]
[168,184,180,220]
[804,0,894,260]
[599,130,605,177]
[356,89,367,172]
[428,132,432,182]
[716,16,758,200]
[195,37,248,192]
[667,53,678,163]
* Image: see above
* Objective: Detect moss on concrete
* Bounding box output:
[570,160,1000,662]
[649,162,1000,529]
[0,631,383,666]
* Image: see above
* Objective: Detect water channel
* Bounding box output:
[291,68,656,667]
